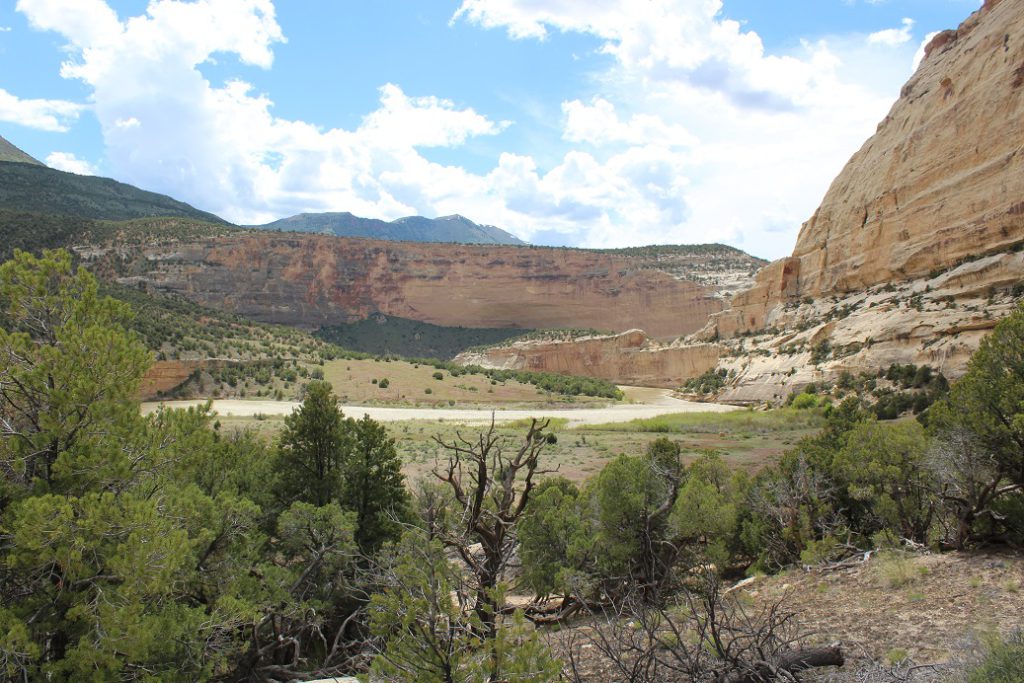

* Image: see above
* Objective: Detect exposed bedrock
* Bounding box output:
[455,330,721,389]
[109,235,724,339]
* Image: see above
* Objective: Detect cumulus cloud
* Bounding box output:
[562,98,697,148]
[452,0,920,256]
[15,0,507,225]
[45,151,97,174]
[0,87,82,132]
[868,18,915,47]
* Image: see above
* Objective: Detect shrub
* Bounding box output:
[872,551,920,589]
[791,393,818,410]
[378,378,390,389]
[432,371,444,380]
[966,632,1024,683]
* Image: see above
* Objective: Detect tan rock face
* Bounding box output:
[712,260,1019,403]
[455,331,721,389]
[103,235,723,339]
[709,0,1024,341]
[685,0,1024,400]
[793,0,1024,298]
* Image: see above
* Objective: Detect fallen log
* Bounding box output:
[719,644,844,683]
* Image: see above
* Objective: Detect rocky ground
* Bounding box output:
[709,254,1024,404]
[753,550,1024,666]
[535,550,1023,681]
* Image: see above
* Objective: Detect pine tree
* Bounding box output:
[273,380,352,507]
[342,414,409,554]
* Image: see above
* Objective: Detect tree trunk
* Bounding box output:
[719,644,844,683]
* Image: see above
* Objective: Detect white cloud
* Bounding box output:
[359,84,508,149]
[451,0,921,256]
[562,98,697,148]
[16,0,121,46]
[45,151,97,174]
[0,26,12,32]
[0,86,82,131]
[868,17,915,47]
[16,0,505,225]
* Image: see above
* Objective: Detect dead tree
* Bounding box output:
[433,417,553,638]
[560,572,844,683]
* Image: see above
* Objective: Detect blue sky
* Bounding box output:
[0,0,981,258]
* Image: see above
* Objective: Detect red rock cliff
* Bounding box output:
[108,235,723,339]
[455,330,721,389]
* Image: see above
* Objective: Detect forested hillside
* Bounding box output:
[0,161,227,222]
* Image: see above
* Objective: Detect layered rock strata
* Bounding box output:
[89,235,724,339]
[455,330,721,389]
[704,0,1024,341]
[682,0,1024,401]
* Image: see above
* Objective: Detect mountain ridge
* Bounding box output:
[0,135,43,166]
[254,210,525,245]
[0,161,227,224]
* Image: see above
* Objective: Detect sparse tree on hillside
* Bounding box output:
[0,249,150,494]
[927,303,1024,546]
[590,438,684,600]
[930,303,1024,487]
[368,528,559,683]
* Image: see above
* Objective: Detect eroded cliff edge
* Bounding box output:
[711,0,1024,340]
[82,234,730,339]
[698,0,1024,401]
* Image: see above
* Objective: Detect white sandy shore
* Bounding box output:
[141,387,740,427]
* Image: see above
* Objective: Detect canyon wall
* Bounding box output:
[704,0,1024,341]
[455,330,721,389]
[97,235,723,339]
[689,0,1024,402]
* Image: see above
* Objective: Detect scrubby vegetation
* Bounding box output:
[783,363,950,420]
[681,367,731,395]
[315,314,530,359]
[404,356,624,399]
[0,160,226,222]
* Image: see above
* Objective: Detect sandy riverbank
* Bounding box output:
[141,387,741,427]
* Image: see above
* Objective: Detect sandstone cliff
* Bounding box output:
[684,0,1024,401]
[84,234,724,339]
[455,330,721,389]
[138,360,204,399]
[705,0,1024,340]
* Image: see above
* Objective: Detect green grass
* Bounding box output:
[872,551,924,589]
[967,632,1024,683]
[322,358,604,408]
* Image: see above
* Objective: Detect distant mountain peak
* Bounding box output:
[0,135,43,166]
[256,211,526,246]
